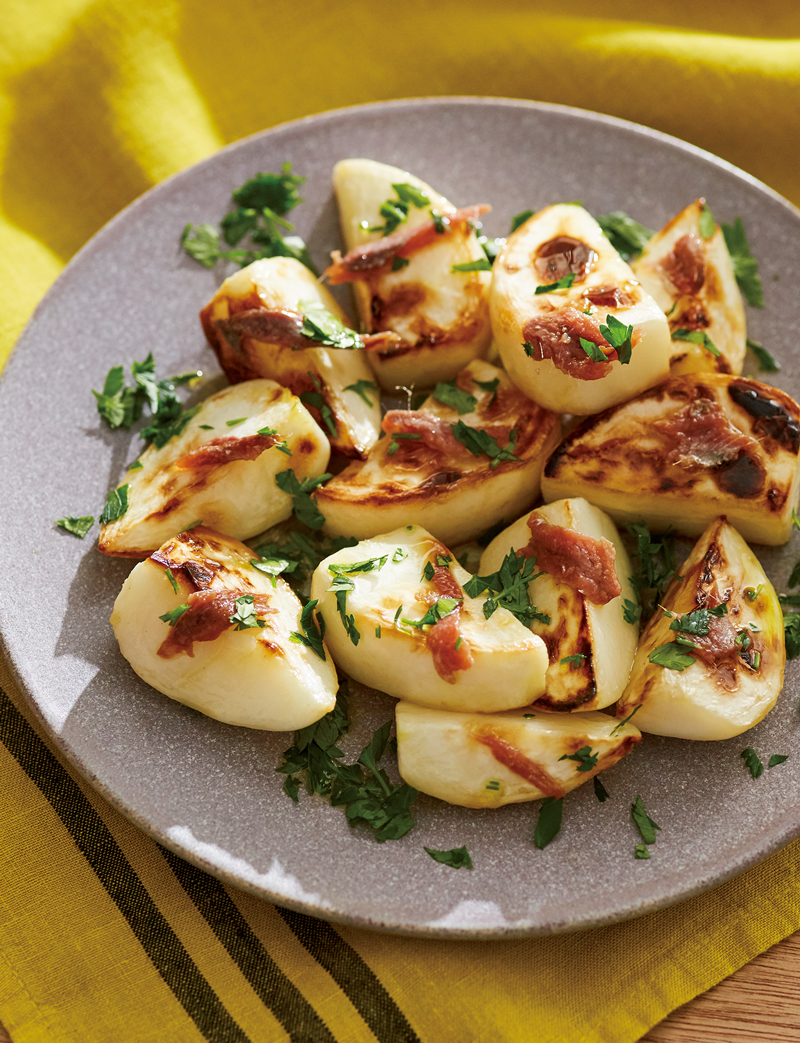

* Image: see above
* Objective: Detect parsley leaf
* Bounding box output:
[784,613,800,659]
[746,338,780,373]
[56,515,94,538]
[433,380,477,415]
[274,469,331,530]
[250,555,297,586]
[611,705,641,735]
[159,604,189,627]
[401,597,460,631]
[635,844,651,860]
[299,374,337,439]
[722,217,764,308]
[671,328,720,357]
[299,301,363,349]
[289,600,327,660]
[579,337,609,363]
[625,522,681,620]
[425,846,473,869]
[631,794,660,845]
[451,258,493,273]
[92,364,142,428]
[560,654,586,669]
[392,547,408,563]
[277,687,350,800]
[232,165,305,216]
[594,776,610,803]
[99,485,129,525]
[533,796,563,850]
[623,598,642,625]
[474,377,500,404]
[251,531,357,591]
[698,202,716,239]
[510,210,534,233]
[535,273,576,295]
[229,594,267,631]
[595,211,654,261]
[669,605,726,636]
[392,182,430,208]
[343,379,379,407]
[180,223,221,268]
[164,568,180,594]
[464,549,549,626]
[559,746,598,772]
[599,314,634,365]
[450,421,520,468]
[768,754,789,768]
[740,747,764,779]
[327,555,388,646]
[649,642,696,671]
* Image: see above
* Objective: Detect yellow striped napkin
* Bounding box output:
[2,3,800,1041]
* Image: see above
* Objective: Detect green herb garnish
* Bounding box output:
[533,796,563,850]
[159,604,190,627]
[559,746,598,772]
[698,202,716,239]
[450,421,520,468]
[535,273,576,295]
[722,217,764,308]
[289,600,327,660]
[631,794,660,845]
[671,328,720,357]
[299,301,363,350]
[579,338,609,363]
[424,846,473,869]
[343,379,379,407]
[596,211,654,261]
[451,259,492,273]
[510,210,534,233]
[229,594,267,631]
[464,549,549,626]
[740,748,764,779]
[433,381,477,415]
[274,469,331,530]
[56,516,94,539]
[634,845,651,860]
[746,339,780,373]
[769,754,789,768]
[594,777,610,803]
[599,314,634,365]
[560,654,586,669]
[99,485,129,525]
[649,642,696,671]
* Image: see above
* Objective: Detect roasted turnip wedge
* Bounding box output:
[309,525,548,712]
[111,527,338,730]
[99,379,330,557]
[479,498,638,711]
[541,374,800,545]
[200,257,381,457]
[616,517,784,739]
[328,158,492,389]
[631,199,746,377]
[491,203,672,414]
[314,360,560,546]
[396,702,641,808]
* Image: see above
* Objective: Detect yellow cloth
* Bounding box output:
[2,3,800,1041]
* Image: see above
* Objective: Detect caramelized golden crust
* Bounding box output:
[542,374,800,544]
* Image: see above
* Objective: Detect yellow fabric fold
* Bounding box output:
[2,4,800,1041]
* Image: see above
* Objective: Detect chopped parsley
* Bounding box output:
[625,522,681,621]
[289,600,327,661]
[433,380,477,415]
[251,531,356,591]
[99,484,129,525]
[368,182,429,236]
[722,217,764,308]
[784,613,800,660]
[595,211,654,261]
[623,598,642,625]
[299,301,363,350]
[251,555,297,587]
[392,547,408,563]
[451,258,492,273]
[533,796,563,850]
[558,746,598,772]
[424,846,473,869]
[631,794,660,845]
[668,604,726,636]
[560,654,586,669]
[464,549,549,626]
[535,273,576,295]
[671,328,720,357]
[327,555,389,647]
[431,212,448,234]
[648,642,695,671]
[274,469,331,530]
[164,568,180,594]
[56,515,94,539]
[746,338,780,373]
[450,421,520,468]
[698,202,716,239]
[128,460,143,470]
[401,597,460,631]
[159,604,189,627]
[579,338,608,363]
[594,776,610,803]
[769,754,789,769]
[391,256,410,271]
[299,372,337,438]
[611,705,641,734]
[343,379,379,407]
[256,425,291,455]
[740,748,764,779]
[599,314,634,365]
[229,594,268,631]
[474,376,500,404]
[225,417,247,427]
[277,687,350,800]
[393,182,430,208]
[634,845,651,860]
[510,210,534,233]
[182,164,315,273]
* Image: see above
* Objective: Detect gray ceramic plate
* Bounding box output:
[2,98,799,938]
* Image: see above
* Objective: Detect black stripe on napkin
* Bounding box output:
[0,687,251,1043]
[278,908,421,1043]
[162,848,336,1043]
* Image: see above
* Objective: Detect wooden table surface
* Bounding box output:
[1,929,798,1041]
